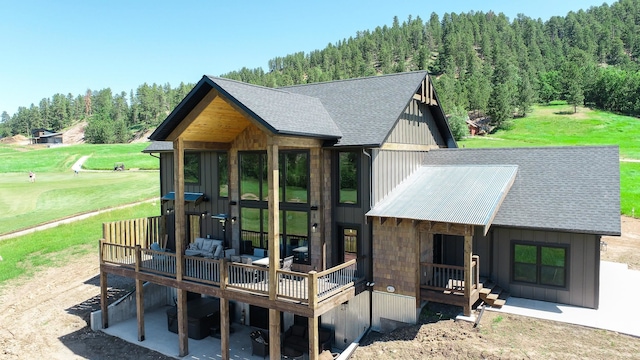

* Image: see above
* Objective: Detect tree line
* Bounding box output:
[2,0,640,142]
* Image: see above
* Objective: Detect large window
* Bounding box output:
[238,150,311,264]
[184,152,200,184]
[338,151,359,205]
[512,242,567,287]
[218,152,228,197]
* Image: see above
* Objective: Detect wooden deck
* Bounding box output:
[100,240,360,317]
[419,256,481,312]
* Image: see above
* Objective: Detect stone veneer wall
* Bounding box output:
[372,220,418,297]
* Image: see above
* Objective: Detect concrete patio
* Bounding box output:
[488,261,640,337]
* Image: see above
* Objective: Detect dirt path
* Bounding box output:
[0,216,638,359]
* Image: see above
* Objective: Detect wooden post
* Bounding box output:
[220,298,230,360]
[308,316,319,360]
[463,234,473,316]
[267,139,280,297]
[136,278,145,341]
[308,271,318,309]
[267,137,282,359]
[173,137,189,356]
[99,240,109,329]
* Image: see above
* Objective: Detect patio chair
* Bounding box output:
[280,255,294,281]
[250,330,269,358]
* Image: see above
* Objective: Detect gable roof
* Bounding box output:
[366,165,518,235]
[283,71,455,147]
[421,146,621,236]
[150,71,456,147]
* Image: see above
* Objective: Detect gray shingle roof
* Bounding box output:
[150,71,456,147]
[366,165,518,235]
[209,76,342,138]
[142,141,172,153]
[283,71,438,146]
[421,146,621,236]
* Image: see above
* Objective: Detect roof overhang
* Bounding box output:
[366,165,518,235]
[161,192,206,206]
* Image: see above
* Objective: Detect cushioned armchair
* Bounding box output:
[250,330,269,358]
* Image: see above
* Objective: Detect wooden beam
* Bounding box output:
[396,218,403,226]
[220,298,230,360]
[308,316,319,360]
[463,235,473,317]
[273,135,323,149]
[379,143,440,151]
[182,141,231,151]
[136,278,145,341]
[167,90,217,141]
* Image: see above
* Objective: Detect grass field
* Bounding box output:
[0,142,159,234]
[459,103,640,217]
[0,202,160,285]
[0,143,159,172]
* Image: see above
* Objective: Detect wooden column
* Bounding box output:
[173,137,189,356]
[308,316,319,360]
[267,139,281,359]
[220,298,230,360]
[99,245,109,329]
[136,278,145,341]
[463,234,473,316]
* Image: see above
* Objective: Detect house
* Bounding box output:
[31,128,63,144]
[97,71,620,360]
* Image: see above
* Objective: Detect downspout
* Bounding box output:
[362,148,374,335]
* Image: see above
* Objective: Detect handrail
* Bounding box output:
[101,241,360,306]
[420,257,479,293]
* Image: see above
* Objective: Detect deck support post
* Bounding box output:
[173,137,189,356]
[308,316,319,360]
[220,298,230,360]
[99,248,109,329]
[267,138,282,359]
[136,278,145,341]
[463,234,473,316]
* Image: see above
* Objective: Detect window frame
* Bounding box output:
[336,150,360,207]
[511,241,569,289]
[217,152,228,198]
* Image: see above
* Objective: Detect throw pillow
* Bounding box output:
[213,244,223,258]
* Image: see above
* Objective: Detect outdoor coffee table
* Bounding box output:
[281,346,303,360]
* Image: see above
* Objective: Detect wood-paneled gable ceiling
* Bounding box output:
[167,90,252,143]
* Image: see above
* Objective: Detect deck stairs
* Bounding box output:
[478,278,509,308]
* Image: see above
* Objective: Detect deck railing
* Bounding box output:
[100,240,358,307]
[103,216,165,249]
[420,256,479,293]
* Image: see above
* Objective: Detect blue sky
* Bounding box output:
[0,0,608,116]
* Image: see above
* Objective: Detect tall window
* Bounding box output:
[338,151,359,204]
[218,152,228,197]
[238,150,310,264]
[342,227,358,262]
[184,152,200,184]
[513,243,567,287]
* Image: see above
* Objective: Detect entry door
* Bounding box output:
[434,234,464,266]
[336,225,359,264]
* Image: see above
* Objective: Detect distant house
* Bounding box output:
[31,128,63,144]
[98,71,620,360]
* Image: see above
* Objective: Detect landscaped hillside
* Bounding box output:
[459,103,640,217]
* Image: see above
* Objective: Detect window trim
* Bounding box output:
[511,241,569,289]
[336,150,360,207]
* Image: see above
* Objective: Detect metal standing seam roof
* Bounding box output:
[366,165,518,235]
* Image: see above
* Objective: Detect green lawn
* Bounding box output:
[0,171,159,234]
[459,104,640,217]
[0,143,159,172]
[0,202,160,286]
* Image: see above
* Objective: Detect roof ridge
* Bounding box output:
[281,70,429,90]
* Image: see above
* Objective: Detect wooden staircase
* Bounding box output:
[479,279,509,308]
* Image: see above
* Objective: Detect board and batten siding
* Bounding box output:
[385,100,445,146]
[490,227,600,309]
[371,149,426,206]
[160,151,229,239]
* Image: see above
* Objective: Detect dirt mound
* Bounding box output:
[130,128,154,143]
[0,134,29,145]
[63,121,86,144]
